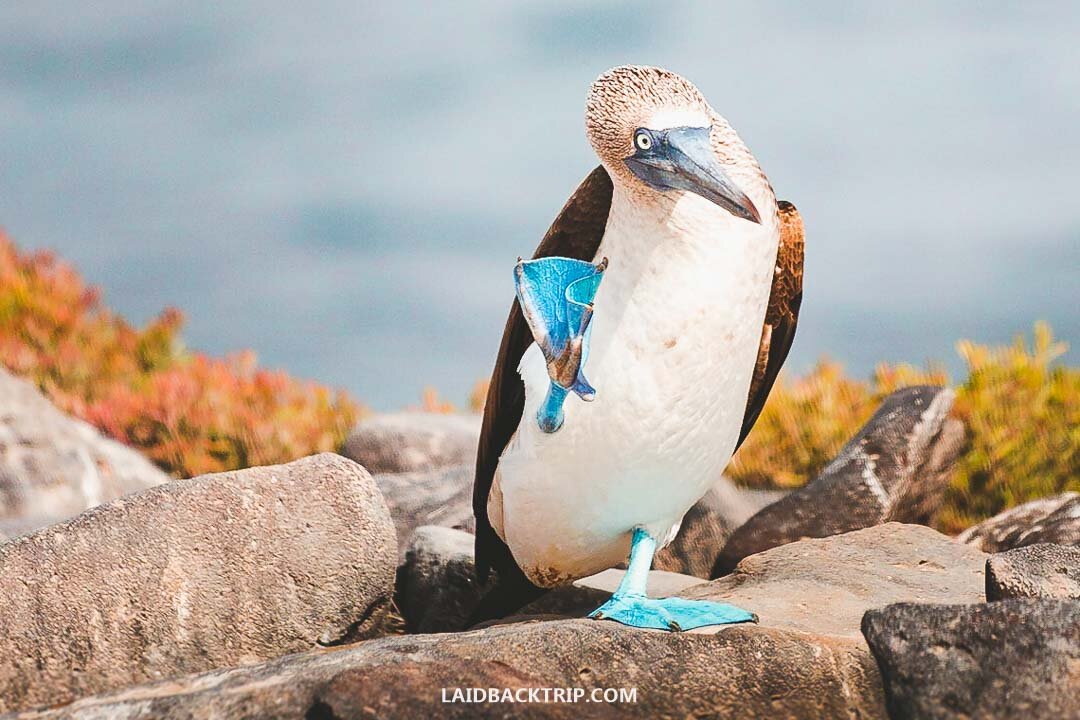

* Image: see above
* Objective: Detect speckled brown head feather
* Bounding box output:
[584,65,771,210]
[586,66,708,167]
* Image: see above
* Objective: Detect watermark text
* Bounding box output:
[441,687,638,704]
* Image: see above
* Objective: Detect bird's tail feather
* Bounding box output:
[468,565,548,627]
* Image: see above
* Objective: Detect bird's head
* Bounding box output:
[586,65,760,224]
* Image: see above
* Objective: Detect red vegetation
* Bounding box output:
[0,234,361,478]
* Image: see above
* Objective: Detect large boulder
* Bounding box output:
[862,599,1080,720]
[5,620,884,720]
[9,523,989,720]
[0,368,170,531]
[682,523,986,638]
[956,492,1079,552]
[985,543,1080,601]
[0,453,396,714]
[714,385,963,574]
[341,412,480,474]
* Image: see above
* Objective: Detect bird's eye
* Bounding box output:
[634,130,652,151]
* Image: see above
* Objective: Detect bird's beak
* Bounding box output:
[625,126,761,224]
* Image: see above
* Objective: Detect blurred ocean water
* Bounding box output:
[0,2,1076,408]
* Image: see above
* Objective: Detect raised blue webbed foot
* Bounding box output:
[513,255,607,433]
[589,593,757,632]
[588,527,757,632]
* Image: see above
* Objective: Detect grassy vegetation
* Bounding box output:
[0,235,362,477]
[728,323,1079,532]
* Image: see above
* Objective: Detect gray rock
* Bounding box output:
[375,463,475,555]
[653,476,785,578]
[515,523,986,639]
[862,599,1080,720]
[347,414,480,555]
[397,525,483,633]
[4,620,886,720]
[0,453,396,714]
[714,385,963,574]
[10,523,991,720]
[957,492,1080,553]
[681,523,986,638]
[0,368,170,526]
[986,543,1080,601]
[341,412,480,474]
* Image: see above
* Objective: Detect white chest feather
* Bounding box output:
[492,187,779,586]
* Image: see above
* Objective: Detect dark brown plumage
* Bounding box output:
[737,199,805,450]
[470,167,804,622]
[469,167,613,622]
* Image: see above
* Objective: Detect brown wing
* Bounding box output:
[736,200,805,450]
[473,165,613,585]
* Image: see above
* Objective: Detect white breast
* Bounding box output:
[491,185,779,587]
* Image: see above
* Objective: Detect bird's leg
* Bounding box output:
[589,528,757,632]
[536,383,569,434]
[513,256,607,433]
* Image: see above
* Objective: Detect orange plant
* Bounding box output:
[0,233,361,477]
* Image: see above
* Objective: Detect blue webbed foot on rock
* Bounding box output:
[589,593,757,632]
[588,527,757,632]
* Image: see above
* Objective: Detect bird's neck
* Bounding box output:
[598,181,778,277]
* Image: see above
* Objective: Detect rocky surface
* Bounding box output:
[6,620,884,720]
[342,412,480,557]
[862,599,1080,720]
[342,412,481,474]
[397,525,483,633]
[375,463,475,555]
[652,476,784,578]
[11,523,992,719]
[0,368,171,530]
[957,492,1080,552]
[0,453,397,714]
[714,385,963,574]
[397,519,987,639]
[985,543,1080,601]
[522,521,988,632]
[681,523,986,638]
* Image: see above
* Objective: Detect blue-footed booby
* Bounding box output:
[472,65,805,631]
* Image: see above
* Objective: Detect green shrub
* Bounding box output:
[940,323,1079,532]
